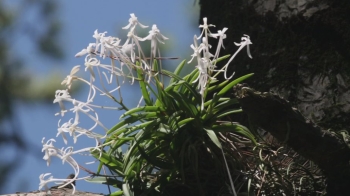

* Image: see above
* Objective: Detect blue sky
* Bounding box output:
[3,1,200,194]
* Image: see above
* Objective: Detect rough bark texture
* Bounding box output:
[199,0,350,131]
[200,0,350,194]
[234,84,350,195]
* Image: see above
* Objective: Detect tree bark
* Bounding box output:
[234,84,350,195]
[199,0,350,131]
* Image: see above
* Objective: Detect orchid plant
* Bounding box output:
[40,14,254,195]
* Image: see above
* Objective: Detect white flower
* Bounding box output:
[197,17,215,40]
[39,173,52,191]
[84,56,100,81]
[123,31,144,63]
[235,34,252,59]
[193,58,216,111]
[188,35,204,64]
[100,36,121,59]
[70,100,108,133]
[53,90,72,116]
[200,37,215,70]
[140,24,168,57]
[121,43,134,55]
[188,36,216,110]
[61,65,80,90]
[42,138,57,166]
[75,43,96,57]
[121,13,149,63]
[92,29,106,55]
[39,173,77,194]
[57,119,78,144]
[223,34,253,79]
[122,13,148,31]
[210,27,228,60]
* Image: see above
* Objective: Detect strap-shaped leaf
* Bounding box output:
[203,97,230,108]
[214,54,230,63]
[125,112,162,120]
[162,70,201,101]
[170,59,186,84]
[123,155,139,179]
[207,79,229,93]
[215,109,242,118]
[85,176,123,187]
[137,145,173,169]
[110,191,124,196]
[206,73,253,116]
[90,149,124,175]
[121,106,165,118]
[108,136,134,156]
[123,119,160,166]
[213,98,239,110]
[177,118,195,127]
[137,66,153,106]
[202,98,241,121]
[182,68,199,83]
[107,115,143,135]
[212,123,256,144]
[124,119,158,136]
[217,73,254,97]
[204,128,222,149]
[167,90,199,118]
[152,58,161,80]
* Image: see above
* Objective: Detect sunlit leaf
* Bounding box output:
[204,128,222,149]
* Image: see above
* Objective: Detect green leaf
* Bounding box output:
[112,119,157,137]
[212,54,231,64]
[182,68,199,83]
[215,109,242,118]
[85,176,123,187]
[213,98,239,110]
[107,115,143,135]
[137,66,153,106]
[152,58,164,83]
[202,98,240,120]
[205,73,253,116]
[207,79,229,93]
[162,70,201,101]
[167,90,199,117]
[108,136,134,156]
[217,73,254,97]
[170,59,186,84]
[90,149,124,175]
[212,123,256,144]
[110,191,124,196]
[126,112,161,119]
[204,128,222,149]
[137,145,173,169]
[121,106,165,118]
[177,118,195,126]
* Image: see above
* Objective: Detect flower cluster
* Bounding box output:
[188,17,252,110]
[40,14,252,194]
[39,13,169,194]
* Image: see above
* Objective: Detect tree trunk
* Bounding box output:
[200,0,350,194]
[234,84,350,195]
